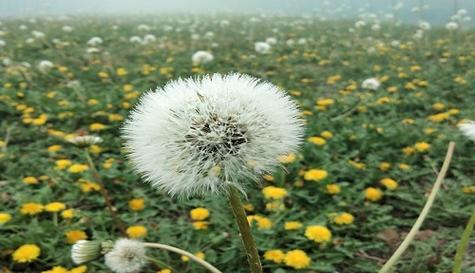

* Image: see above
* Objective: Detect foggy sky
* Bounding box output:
[1,0,474,26]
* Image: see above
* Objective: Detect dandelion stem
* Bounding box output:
[53,212,58,226]
[378,141,455,273]
[452,211,475,273]
[143,243,222,273]
[228,186,263,273]
[84,149,125,235]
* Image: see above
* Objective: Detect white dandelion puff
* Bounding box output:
[192,51,214,65]
[361,78,381,90]
[71,240,102,264]
[122,73,304,197]
[37,60,54,73]
[87,37,103,46]
[446,22,459,31]
[254,41,271,54]
[459,121,475,142]
[129,36,143,44]
[62,25,73,32]
[104,239,146,273]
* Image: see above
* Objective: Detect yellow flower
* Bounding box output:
[190,207,210,221]
[20,203,44,215]
[399,163,411,170]
[379,162,391,171]
[181,252,205,262]
[414,142,430,152]
[192,221,209,230]
[262,186,287,200]
[55,159,72,170]
[88,99,99,105]
[47,145,62,152]
[12,244,41,263]
[126,225,147,238]
[65,230,88,244]
[303,169,328,182]
[61,209,75,219]
[68,164,89,173]
[263,174,274,181]
[157,269,172,273]
[69,265,87,273]
[284,249,311,269]
[321,131,333,139]
[278,152,296,164]
[129,198,145,211]
[462,186,475,194]
[264,249,285,264]
[79,180,101,192]
[316,98,335,106]
[326,184,341,194]
[365,187,383,202]
[305,225,332,243]
[349,160,366,169]
[402,147,415,155]
[0,212,12,224]
[333,213,354,225]
[45,202,66,212]
[247,215,273,230]
[195,251,205,260]
[89,123,106,131]
[108,114,124,122]
[116,68,127,76]
[307,136,326,146]
[380,178,398,190]
[22,176,39,185]
[89,145,102,154]
[284,221,303,230]
[41,266,68,273]
[98,71,109,79]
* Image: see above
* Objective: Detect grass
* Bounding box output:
[0,14,474,273]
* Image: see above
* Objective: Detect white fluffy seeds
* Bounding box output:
[122,73,304,197]
[104,239,146,273]
[459,121,475,142]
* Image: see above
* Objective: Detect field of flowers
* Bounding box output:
[1,13,475,273]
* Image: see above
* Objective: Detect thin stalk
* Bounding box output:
[143,242,222,273]
[452,211,475,273]
[228,186,263,273]
[378,141,455,273]
[84,149,125,235]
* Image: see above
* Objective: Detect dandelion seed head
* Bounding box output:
[459,120,475,142]
[104,239,146,273]
[122,73,304,197]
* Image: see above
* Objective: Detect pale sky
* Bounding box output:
[0,0,474,26]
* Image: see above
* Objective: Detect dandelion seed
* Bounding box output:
[361,78,381,90]
[104,239,147,273]
[459,121,475,141]
[192,51,214,65]
[122,73,303,197]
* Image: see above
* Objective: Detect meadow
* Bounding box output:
[0,14,475,273]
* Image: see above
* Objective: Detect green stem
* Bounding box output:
[143,243,222,273]
[453,211,475,273]
[228,186,263,273]
[53,212,58,226]
[84,149,125,235]
[378,141,455,273]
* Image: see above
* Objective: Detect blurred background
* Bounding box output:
[1,0,474,26]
